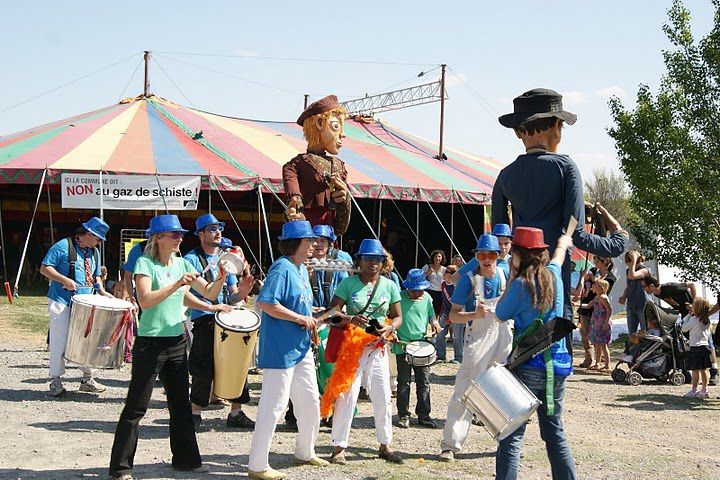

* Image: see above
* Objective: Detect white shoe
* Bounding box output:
[79,378,106,393]
[697,390,709,398]
[49,378,66,397]
[684,389,698,398]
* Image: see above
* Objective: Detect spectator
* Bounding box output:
[422,249,447,316]
[619,251,651,337]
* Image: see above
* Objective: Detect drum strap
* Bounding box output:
[512,314,555,415]
[67,237,99,287]
[107,309,133,347]
[194,248,222,305]
[84,306,96,338]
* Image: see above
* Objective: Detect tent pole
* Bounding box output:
[208,186,212,214]
[438,64,446,160]
[99,169,105,266]
[415,200,420,268]
[0,200,7,284]
[257,185,262,268]
[450,201,455,258]
[377,199,383,237]
[425,200,463,263]
[14,167,47,297]
[47,183,55,245]
[258,183,274,263]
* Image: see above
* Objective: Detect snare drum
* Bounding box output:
[405,340,437,367]
[461,364,540,440]
[65,294,134,368]
[213,307,261,399]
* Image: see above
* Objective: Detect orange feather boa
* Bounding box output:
[319,325,379,418]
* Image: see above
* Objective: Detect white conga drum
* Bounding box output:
[213,307,261,399]
[461,363,541,441]
[65,294,134,368]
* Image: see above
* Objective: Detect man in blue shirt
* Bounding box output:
[184,213,255,429]
[40,217,111,397]
[492,88,628,318]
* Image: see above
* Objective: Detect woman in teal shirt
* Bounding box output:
[109,215,227,480]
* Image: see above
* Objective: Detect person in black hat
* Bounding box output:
[492,88,628,319]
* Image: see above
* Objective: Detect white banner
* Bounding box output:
[61,174,200,210]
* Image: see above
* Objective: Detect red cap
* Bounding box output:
[512,227,548,249]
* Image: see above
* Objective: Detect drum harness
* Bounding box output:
[195,248,240,344]
[309,248,340,367]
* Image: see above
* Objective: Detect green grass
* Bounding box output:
[0,292,49,336]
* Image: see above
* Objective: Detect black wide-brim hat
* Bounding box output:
[498,88,577,129]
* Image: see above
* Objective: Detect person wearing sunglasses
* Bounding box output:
[439,234,510,462]
[327,238,404,465]
[109,214,230,480]
[184,213,255,430]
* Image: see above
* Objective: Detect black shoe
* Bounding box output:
[358,387,370,401]
[192,414,202,430]
[397,416,410,428]
[227,410,255,429]
[320,417,333,428]
[285,418,298,432]
[471,416,484,427]
[418,417,437,429]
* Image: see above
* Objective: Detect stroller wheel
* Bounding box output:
[627,371,643,386]
[611,368,627,383]
[671,372,685,386]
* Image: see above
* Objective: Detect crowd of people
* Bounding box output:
[30,87,720,480]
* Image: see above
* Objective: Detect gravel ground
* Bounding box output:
[0,332,718,480]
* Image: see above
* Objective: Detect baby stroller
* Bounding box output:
[611,302,687,386]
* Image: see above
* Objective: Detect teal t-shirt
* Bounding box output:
[334,275,401,321]
[134,255,195,337]
[392,290,435,354]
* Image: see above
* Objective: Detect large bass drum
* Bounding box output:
[461,363,541,441]
[213,307,261,399]
[65,294,134,368]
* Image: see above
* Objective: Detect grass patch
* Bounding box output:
[0,293,48,337]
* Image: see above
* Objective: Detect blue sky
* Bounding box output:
[0,0,714,180]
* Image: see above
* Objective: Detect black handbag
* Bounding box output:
[507,317,576,371]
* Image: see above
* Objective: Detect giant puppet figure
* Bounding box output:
[283,95,352,235]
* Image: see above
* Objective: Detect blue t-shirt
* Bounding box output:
[330,248,353,264]
[184,248,239,320]
[256,256,313,369]
[451,267,504,312]
[312,269,348,308]
[495,261,571,376]
[496,257,511,279]
[42,238,101,306]
[122,243,144,274]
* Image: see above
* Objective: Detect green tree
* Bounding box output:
[584,168,633,228]
[608,0,720,291]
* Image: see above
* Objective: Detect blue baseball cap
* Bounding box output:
[195,213,224,235]
[82,217,109,241]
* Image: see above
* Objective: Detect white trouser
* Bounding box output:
[441,315,512,453]
[332,346,392,448]
[48,300,93,379]
[387,343,398,392]
[248,350,320,472]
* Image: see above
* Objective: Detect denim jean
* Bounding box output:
[626,305,646,336]
[395,353,431,418]
[453,323,466,362]
[496,368,576,480]
[435,313,451,360]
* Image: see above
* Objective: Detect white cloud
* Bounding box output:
[594,85,626,99]
[445,71,467,87]
[235,49,259,57]
[562,90,589,105]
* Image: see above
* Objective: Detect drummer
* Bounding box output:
[285,224,348,430]
[184,213,255,430]
[109,214,228,479]
[248,221,329,480]
[328,238,403,465]
[40,216,112,397]
[392,268,441,429]
[439,234,510,462]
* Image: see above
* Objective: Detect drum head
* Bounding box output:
[406,340,436,357]
[215,308,260,332]
[72,294,133,310]
[219,251,245,275]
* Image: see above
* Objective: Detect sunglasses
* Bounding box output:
[204,225,224,233]
[163,231,184,240]
[476,252,498,260]
[360,255,385,263]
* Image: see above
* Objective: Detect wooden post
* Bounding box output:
[438,64,446,160]
[143,51,151,97]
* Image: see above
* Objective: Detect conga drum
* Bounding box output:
[65,294,134,368]
[213,307,261,399]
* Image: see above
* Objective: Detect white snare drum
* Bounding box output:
[405,340,437,367]
[461,364,541,441]
[65,294,134,368]
[218,248,247,275]
[213,307,261,399]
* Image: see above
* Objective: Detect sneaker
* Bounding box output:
[248,468,285,480]
[619,354,634,363]
[709,377,718,386]
[439,450,455,462]
[358,387,370,400]
[329,450,347,465]
[418,417,437,429]
[379,447,403,464]
[226,410,255,429]
[49,378,66,397]
[294,456,330,466]
[111,475,133,480]
[284,418,298,432]
[684,390,698,398]
[697,390,710,398]
[320,417,333,428]
[471,416,484,427]
[397,416,410,428]
[450,359,461,365]
[192,414,202,429]
[172,465,209,473]
[79,378,106,393]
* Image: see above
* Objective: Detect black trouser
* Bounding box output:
[109,335,201,477]
[396,352,431,418]
[188,314,250,406]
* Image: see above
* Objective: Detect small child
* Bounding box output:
[393,268,441,429]
[682,297,712,398]
[586,279,612,371]
[619,316,662,364]
[435,264,457,362]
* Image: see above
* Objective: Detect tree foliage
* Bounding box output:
[608,0,720,291]
[584,168,633,228]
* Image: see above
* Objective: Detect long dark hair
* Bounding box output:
[429,249,446,266]
[502,245,554,312]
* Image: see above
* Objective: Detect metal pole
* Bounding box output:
[14,168,47,297]
[99,169,105,266]
[143,51,151,97]
[450,202,455,257]
[304,94,309,109]
[0,201,6,283]
[47,183,55,245]
[208,185,212,213]
[377,199,383,237]
[257,185,262,268]
[415,201,420,267]
[438,64,446,160]
[258,185,274,263]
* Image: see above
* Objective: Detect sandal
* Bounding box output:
[210,397,231,406]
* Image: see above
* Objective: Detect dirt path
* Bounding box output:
[0,334,716,480]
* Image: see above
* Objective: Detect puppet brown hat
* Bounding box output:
[296,94,344,126]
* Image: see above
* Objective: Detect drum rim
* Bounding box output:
[215,308,260,332]
[71,294,133,310]
[405,339,436,357]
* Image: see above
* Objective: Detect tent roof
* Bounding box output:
[0,96,503,203]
